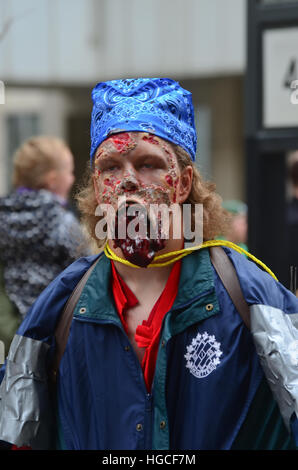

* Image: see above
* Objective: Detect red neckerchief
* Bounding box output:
[111,260,181,392]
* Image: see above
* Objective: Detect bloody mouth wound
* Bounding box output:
[113,202,166,268]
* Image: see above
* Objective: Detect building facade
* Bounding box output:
[0,0,246,201]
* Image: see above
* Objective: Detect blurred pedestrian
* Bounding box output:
[287,157,298,268]
[0,136,90,351]
[220,199,248,251]
[286,154,298,295]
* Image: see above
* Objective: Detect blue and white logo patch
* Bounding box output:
[185,331,223,378]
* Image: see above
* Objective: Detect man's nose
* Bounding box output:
[120,165,139,191]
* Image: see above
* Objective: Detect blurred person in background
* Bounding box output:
[287,154,298,270]
[0,136,90,352]
[286,152,298,295]
[220,200,248,252]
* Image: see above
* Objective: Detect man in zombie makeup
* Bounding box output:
[1,78,298,451]
[93,131,187,267]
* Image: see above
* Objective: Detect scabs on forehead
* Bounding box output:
[94,131,176,163]
[95,132,137,165]
[107,132,137,154]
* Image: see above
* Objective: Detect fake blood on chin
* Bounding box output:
[113,202,166,268]
[113,236,165,268]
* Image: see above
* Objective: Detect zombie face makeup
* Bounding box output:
[94,132,180,205]
[94,132,184,267]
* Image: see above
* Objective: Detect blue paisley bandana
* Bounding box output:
[90,78,197,163]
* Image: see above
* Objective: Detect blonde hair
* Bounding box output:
[76,142,230,249]
[12,135,70,189]
[173,144,231,240]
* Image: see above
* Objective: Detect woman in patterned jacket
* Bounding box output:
[0,136,90,351]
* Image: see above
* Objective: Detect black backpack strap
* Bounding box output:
[50,257,101,382]
[210,246,251,330]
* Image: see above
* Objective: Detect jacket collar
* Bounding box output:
[172,247,217,309]
[74,247,219,327]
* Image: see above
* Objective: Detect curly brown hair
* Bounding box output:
[75,143,230,250]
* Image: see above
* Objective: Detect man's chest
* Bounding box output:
[124,301,155,362]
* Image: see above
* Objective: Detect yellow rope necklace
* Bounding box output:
[103,239,278,281]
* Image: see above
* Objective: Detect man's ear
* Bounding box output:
[43,170,58,192]
[177,165,193,203]
[93,174,101,204]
